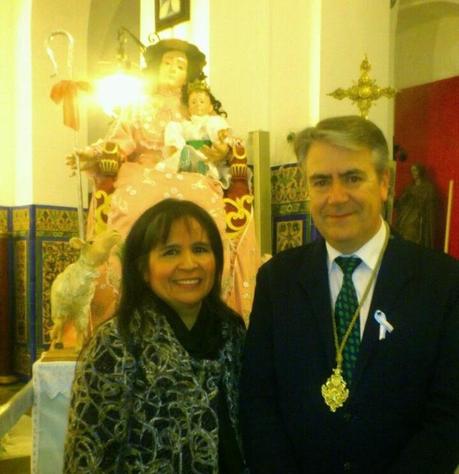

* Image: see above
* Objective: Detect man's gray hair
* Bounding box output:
[294,115,390,176]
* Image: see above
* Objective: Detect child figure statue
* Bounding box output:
[158,80,232,188]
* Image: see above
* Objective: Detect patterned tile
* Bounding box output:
[39,241,79,345]
[6,205,82,376]
[14,240,27,344]
[274,217,306,253]
[12,208,30,235]
[271,164,308,216]
[0,208,8,235]
[13,345,32,377]
[271,163,318,253]
[36,207,81,237]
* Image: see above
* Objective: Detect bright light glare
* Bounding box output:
[94,72,145,116]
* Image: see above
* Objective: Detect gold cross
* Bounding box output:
[328,55,396,119]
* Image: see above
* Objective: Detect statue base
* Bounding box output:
[0,374,20,385]
[41,345,80,362]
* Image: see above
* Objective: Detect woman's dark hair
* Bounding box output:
[143,39,207,84]
[117,198,234,341]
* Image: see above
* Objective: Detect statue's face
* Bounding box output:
[158,50,188,88]
[411,165,420,180]
[188,91,213,116]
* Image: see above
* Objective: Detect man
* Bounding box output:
[240,116,459,474]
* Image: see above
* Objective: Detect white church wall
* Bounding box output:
[209,0,393,166]
[209,0,323,165]
[0,0,32,206]
[6,0,399,207]
[31,0,91,208]
[209,0,271,139]
[395,1,459,89]
[0,0,17,206]
[320,0,393,139]
[267,0,319,165]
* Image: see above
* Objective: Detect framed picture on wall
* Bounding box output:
[155,0,190,32]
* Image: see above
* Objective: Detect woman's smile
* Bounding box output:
[145,217,216,321]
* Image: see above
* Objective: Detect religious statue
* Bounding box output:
[64,38,260,328]
[394,163,437,248]
[161,79,232,188]
[49,229,121,351]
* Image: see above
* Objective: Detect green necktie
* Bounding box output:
[334,256,362,385]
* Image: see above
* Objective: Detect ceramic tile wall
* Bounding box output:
[271,163,319,253]
[9,206,80,376]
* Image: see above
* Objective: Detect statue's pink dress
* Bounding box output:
[87,90,259,326]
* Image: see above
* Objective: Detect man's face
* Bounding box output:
[303,141,389,253]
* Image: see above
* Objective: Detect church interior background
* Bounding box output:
[0,0,458,471]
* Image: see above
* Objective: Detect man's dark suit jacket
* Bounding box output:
[240,233,459,474]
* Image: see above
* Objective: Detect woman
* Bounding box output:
[64,199,246,473]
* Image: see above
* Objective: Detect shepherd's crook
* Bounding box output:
[45,30,85,240]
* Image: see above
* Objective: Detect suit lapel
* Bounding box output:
[298,240,336,369]
[352,235,414,390]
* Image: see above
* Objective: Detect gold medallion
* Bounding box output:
[322,223,390,413]
[321,368,349,412]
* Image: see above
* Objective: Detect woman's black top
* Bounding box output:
[164,302,245,474]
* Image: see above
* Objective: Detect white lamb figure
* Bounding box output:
[50,229,121,349]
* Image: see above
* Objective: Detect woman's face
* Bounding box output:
[145,217,216,317]
[158,50,188,88]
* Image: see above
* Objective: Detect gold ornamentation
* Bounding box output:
[94,190,112,235]
[321,368,350,412]
[223,195,254,238]
[98,159,120,176]
[328,55,396,119]
[323,222,391,412]
[98,142,121,176]
[187,79,210,95]
[231,139,246,159]
[229,163,247,178]
[12,208,30,233]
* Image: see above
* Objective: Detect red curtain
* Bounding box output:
[394,75,459,258]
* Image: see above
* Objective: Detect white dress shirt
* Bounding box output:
[326,218,388,339]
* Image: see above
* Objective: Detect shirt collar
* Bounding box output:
[326,218,388,272]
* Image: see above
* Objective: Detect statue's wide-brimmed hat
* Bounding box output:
[143,39,206,72]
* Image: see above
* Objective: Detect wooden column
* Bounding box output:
[248,131,272,256]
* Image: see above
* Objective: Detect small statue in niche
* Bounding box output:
[394,162,437,248]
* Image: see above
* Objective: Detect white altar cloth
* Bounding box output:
[32,359,76,474]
